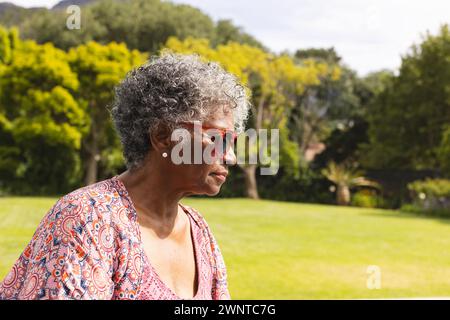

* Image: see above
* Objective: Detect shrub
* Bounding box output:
[401,203,450,218]
[351,190,382,208]
[407,178,450,213]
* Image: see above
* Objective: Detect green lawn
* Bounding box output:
[1,197,450,299]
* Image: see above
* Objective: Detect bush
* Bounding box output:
[257,167,334,204]
[408,178,450,197]
[351,190,382,208]
[216,165,334,203]
[401,203,450,218]
[407,178,450,213]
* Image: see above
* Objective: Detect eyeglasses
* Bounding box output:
[178,122,238,160]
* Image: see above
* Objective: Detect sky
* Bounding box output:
[2,0,449,76]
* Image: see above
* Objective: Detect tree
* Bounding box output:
[312,69,393,169]
[0,29,87,194]
[213,19,266,50]
[0,3,45,28]
[10,0,263,53]
[362,24,450,171]
[68,41,146,185]
[295,47,341,64]
[438,125,450,177]
[322,161,379,206]
[290,48,370,164]
[0,26,12,64]
[0,27,146,192]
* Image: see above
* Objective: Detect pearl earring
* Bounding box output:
[162,152,168,158]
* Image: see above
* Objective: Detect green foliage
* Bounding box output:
[363,25,450,170]
[437,125,450,176]
[322,161,380,206]
[351,190,382,208]
[0,26,11,64]
[68,41,146,184]
[408,178,450,198]
[322,161,378,188]
[0,3,46,28]
[407,178,450,214]
[279,127,300,179]
[213,19,266,50]
[10,0,264,53]
[290,50,365,166]
[0,32,87,194]
[295,47,341,64]
[313,119,368,168]
[0,28,146,193]
[257,168,332,203]
[400,203,450,218]
[68,41,145,104]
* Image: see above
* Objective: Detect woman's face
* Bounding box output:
[166,109,237,196]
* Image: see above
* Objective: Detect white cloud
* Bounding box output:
[171,0,450,75]
[0,0,58,7]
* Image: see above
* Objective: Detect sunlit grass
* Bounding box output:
[1,197,450,299]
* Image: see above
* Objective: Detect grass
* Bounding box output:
[1,196,450,299]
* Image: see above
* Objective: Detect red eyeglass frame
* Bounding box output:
[178,121,238,159]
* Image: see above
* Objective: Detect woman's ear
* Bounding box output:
[149,122,173,153]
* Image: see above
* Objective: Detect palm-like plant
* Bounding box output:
[322,161,379,206]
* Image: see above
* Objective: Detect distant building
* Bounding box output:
[304,142,326,162]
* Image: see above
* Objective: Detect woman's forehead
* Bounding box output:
[204,108,235,130]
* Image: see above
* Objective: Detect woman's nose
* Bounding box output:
[224,146,237,165]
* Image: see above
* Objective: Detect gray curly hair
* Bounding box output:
[111,52,251,170]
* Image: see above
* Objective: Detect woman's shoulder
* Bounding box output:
[0,177,128,299]
[59,176,120,208]
[29,176,135,262]
[179,203,211,232]
[179,203,221,250]
[28,177,125,249]
[49,176,125,224]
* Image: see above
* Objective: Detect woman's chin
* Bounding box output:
[202,184,222,196]
[207,181,226,195]
[189,182,222,196]
[197,176,225,196]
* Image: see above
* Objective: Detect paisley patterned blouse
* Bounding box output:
[0,175,230,300]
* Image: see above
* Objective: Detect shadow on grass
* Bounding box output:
[360,208,450,225]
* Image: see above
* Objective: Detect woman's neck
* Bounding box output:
[117,164,187,237]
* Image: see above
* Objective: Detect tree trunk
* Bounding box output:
[84,123,99,186]
[336,184,350,206]
[238,94,265,199]
[243,164,259,199]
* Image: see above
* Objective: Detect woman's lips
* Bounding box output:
[210,171,228,183]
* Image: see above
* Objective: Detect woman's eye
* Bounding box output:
[210,136,216,142]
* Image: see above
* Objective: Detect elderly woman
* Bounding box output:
[0,53,250,300]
